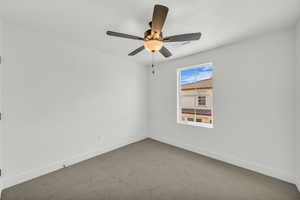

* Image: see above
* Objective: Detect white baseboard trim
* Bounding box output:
[3,136,147,189]
[150,136,296,184]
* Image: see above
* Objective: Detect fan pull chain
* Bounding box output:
[152,51,155,76]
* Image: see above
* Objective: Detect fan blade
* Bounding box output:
[152,5,169,34]
[106,31,144,41]
[159,46,172,58]
[128,46,145,56]
[164,32,201,42]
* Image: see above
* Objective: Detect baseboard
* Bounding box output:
[150,136,295,184]
[3,136,147,189]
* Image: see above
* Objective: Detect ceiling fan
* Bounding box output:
[106,4,202,58]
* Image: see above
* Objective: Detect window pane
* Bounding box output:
[178,65,213,128]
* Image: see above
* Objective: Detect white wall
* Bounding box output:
[2,22,148,188]
[0,18,3,196]
[149,28,296,183]
[296,20,300,191]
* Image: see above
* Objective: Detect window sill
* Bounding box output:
[177,120,214,128]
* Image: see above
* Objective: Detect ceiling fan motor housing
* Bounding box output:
[144,29,152,40]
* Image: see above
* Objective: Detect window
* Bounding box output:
[198,96,206,106]
[177,63,213,128]
[196,118,202,122]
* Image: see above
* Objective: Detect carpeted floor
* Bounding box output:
[2,139,300,200]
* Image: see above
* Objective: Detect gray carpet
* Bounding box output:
[2,139,300,200]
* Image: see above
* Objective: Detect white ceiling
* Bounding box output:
[1,0,300,65]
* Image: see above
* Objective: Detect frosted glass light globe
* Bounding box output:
[144,39,163,51]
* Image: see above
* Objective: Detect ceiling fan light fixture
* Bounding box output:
[106,4,201,58]
[144,39,163,51]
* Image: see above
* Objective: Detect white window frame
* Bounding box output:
[177,63,214,128]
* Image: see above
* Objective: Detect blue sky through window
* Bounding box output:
[180,66,213,85]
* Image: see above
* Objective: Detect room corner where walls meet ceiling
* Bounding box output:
[0,0,300,65]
